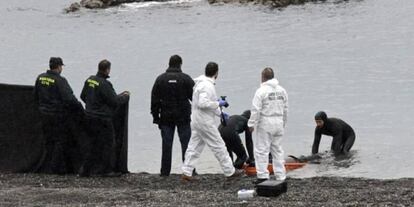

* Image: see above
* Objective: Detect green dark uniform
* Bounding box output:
[80,72,129,176]
[34,70,83,174]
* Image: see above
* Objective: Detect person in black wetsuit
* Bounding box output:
[218,110,254,169]
[312,111,356,156]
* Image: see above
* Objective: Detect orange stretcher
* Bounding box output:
[244,162,307,176]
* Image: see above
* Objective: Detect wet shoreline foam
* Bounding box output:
[0,173,412,206]
[64,0,331,12]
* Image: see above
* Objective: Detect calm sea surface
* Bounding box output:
[0,0,413,178]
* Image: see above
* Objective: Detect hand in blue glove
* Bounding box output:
[218,99,228,107]
[222,112,230,122]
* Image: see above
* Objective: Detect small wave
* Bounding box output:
[120,0,202,9]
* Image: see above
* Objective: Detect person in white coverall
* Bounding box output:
[182,62,242,181]
[248,67,288,182]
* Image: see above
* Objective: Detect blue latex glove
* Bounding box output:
[222,112,229,122]
[218,99,228,107]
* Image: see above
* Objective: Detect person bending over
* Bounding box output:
[219,110,254,169]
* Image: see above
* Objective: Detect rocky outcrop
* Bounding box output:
[64,2,81,13]
[64,0,326,12]
[65,0,152,12]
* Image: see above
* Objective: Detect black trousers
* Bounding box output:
[159,123,191,176]
[331,133,356,155]
[39,113,74,174]
[81,116,116,176]
[342,133,356,153]
[219,127,248,169]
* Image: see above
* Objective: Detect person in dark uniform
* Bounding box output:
[312,111,356,156]
[151,55,195,176]
[80,59,130,177]
[33,57,83,174]
[218,110,254,169]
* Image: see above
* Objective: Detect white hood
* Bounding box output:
[193,75,215,88]
[262,78,279,88]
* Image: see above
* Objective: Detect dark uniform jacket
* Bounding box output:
[34,70,82,114]
[80,72,129,119]
[151,67,195,125]
[218,112,254,161]
[219,115,251,137]
[312,117,355,154]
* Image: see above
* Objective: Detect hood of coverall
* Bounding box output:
[261,78,279,88]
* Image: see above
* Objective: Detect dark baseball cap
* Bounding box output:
[49,57,64,69]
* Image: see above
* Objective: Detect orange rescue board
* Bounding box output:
[244,162,306,176]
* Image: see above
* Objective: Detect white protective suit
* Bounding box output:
[182,75,235,177]
[248,78,288,180]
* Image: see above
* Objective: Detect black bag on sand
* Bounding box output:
[255,180,287,197]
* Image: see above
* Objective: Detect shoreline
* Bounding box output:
[0,173,412,206]
[65,0,322,12]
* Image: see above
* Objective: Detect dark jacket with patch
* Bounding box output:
[80,73,129,119]
[151,67,195,125]
[34,70,82,115]
[312,117,355,154]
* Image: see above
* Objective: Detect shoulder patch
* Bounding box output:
[168,80,177,83]
[87,79,100,88]
[39,77,55,86]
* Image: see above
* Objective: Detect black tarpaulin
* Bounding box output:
[0,83,129,173]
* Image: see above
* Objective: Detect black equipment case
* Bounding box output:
[255,180,287,197]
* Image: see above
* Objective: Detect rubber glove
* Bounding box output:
[218,99,228,107]
[222,112,229,122]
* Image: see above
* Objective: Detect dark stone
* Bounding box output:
[64,2,81,13]
[80,0,104,9]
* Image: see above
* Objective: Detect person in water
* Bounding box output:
[312,111,356,156]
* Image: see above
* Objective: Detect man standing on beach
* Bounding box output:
[80,59,130,177]
[248,67,288,183]
[182,62,243,181]
[151,55,195,177]
[34,57,83,174]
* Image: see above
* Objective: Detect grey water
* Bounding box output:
[0,0,413,179]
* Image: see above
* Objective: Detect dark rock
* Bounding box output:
[80,0,105,9]
[64,2,81,13]
[66,0,160,11]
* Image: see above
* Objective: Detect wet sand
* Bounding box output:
[0,173,412,206]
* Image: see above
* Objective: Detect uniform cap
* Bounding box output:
[49,57,65,68]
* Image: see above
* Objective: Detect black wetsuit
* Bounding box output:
[218,114,254,169]
[33,70,83,174]
[312,117,356,155]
